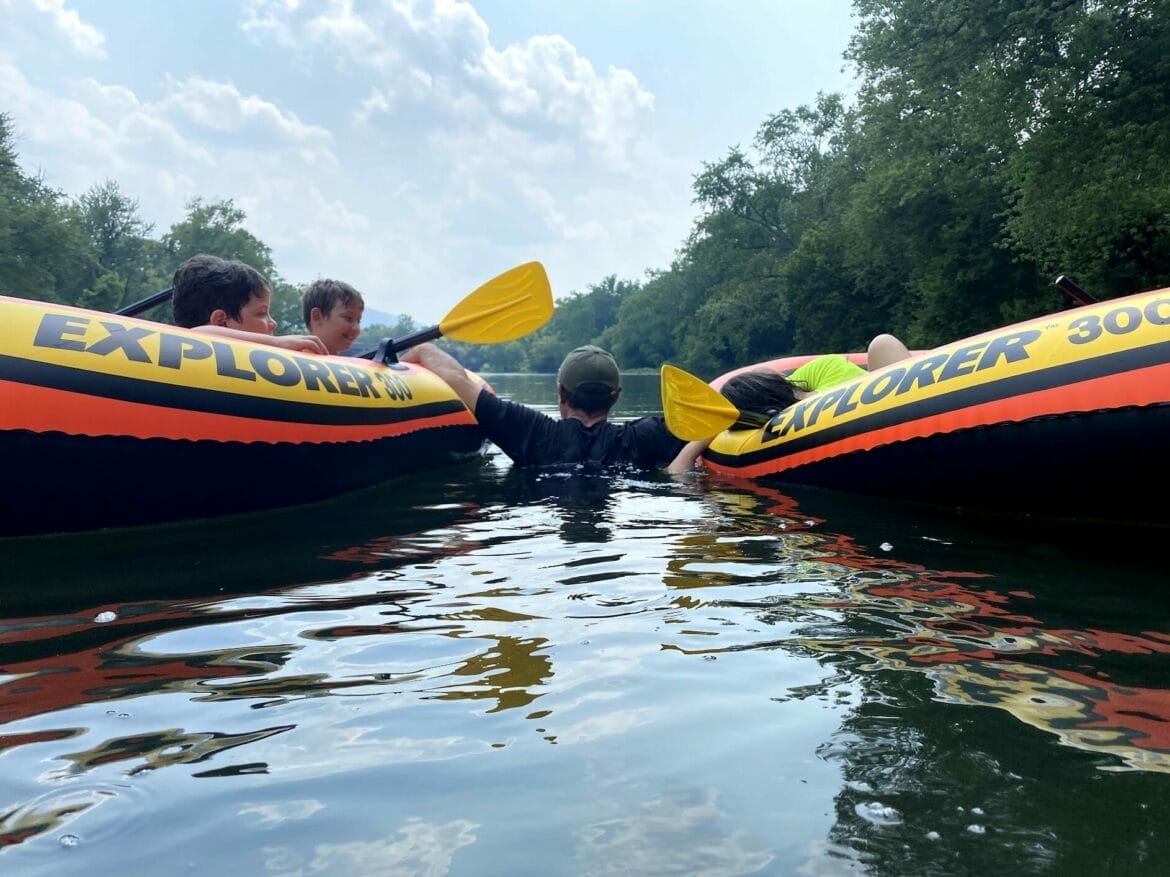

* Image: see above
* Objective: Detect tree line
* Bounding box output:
[5,1,1170,378]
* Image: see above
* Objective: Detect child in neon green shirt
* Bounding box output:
[786,354,867,393]
[666,335,910,473]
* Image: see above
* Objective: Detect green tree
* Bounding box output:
[77,270,126,312]
[354,315,419,350]
[74,179,156,308]
[619,93,852,375]
[0,113,94,303]
[157,198,290,324]
[545,274,635,347]
[998,1,1170,295]
[270,279,307,334]
[601,269,683,369]
[163,198,276,275]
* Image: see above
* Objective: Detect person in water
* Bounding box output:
[399,342,687,469]
[667,333,912,474]
[303,278,365,355]
[171,254,326,354]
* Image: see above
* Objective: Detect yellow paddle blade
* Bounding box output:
[660,364,740,441]
[438,261,553,343]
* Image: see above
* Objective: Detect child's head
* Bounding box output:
[172,254,275,334]
[721,369,801,427]
[303,279,364,354]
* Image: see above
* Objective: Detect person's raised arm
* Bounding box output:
[399,343,483,412]
[667,438,711,475]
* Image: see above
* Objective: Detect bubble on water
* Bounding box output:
[971,806,985,815]
[855,801,902,825]
[879,542,893,552]
[94,611,117,624]
[925,831,940,841]
[59,834,80,848]
[967,824,986,834]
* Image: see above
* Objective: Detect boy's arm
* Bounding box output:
[398,343,483,412]
[193,326,328,354]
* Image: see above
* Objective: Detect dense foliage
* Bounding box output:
[5,1,1170,379]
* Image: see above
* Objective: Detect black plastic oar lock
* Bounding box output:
[374,339,398,364]
[352,338,397,363]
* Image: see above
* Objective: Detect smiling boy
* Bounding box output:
[303,279,365,355]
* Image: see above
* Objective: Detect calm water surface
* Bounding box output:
[2,373,1168,875]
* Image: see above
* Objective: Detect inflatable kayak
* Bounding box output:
[0,312,480,538]
[0,295,488,536]
[0,263,553,537]
[663,286,1170,525]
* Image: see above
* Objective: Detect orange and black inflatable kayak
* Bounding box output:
[0,295,487,536]
[699,287,1170,525]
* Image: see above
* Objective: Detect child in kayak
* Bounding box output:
[667,334,911,474]
[303,278,365,355]
[171,254,326,354]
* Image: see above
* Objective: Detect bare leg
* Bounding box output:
[868,333,911,370]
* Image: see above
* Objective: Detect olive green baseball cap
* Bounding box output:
[557,345,620,392]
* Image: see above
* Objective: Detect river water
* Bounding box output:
[2,372,1168,875]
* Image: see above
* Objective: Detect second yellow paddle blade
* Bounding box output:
[439,261,554,344]
[660,364,740,441]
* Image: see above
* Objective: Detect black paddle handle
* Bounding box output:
[1055,275,1096,306]
[115,287,174,317]
[353,323,443,363]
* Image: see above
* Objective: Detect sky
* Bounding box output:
[0,0,858,324]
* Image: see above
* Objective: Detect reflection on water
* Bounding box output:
[668,483,1170,775]
[2,373,1169,874]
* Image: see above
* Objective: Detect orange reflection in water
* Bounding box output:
[670,480,1170,773]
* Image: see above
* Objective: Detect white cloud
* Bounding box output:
[157,76,336,159]
[2,1,859,321]
[0,62,118,169]
[0,0,106,59]
[355,86,394,123]
[0,58,350,287]
[478,35,654,169]
[229,0,672,315]
[243,0,655,169]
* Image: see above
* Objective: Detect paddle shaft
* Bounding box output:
[1055,275,1097,306]
[352,326,441,362]
[116,287,173,317]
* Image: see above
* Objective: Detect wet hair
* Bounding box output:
[562,383,619,417]
[303,278,364,329]
[721,369,801,428]
[172,254,270,328]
